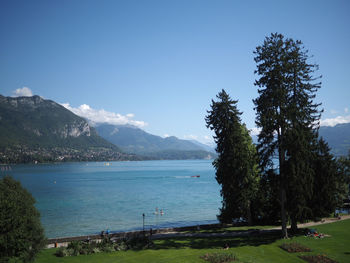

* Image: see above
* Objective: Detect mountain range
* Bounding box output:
[0,94,348,163]
[0,95,135,163]
[94,123,215,160]
[0,95,215,163]
[319,123,350,157]
[251,123,350,157]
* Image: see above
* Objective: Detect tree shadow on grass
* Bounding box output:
[152,230,289,250]
[184,224,279,235]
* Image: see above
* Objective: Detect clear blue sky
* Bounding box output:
[1,0,349,145]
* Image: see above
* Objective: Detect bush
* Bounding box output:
[200,252,237,263]
[67,241,82,256]
[126,235,152,250]
[101,245,115,253]
[114,241,128,251]
[92,247,100,254]
[54,248,70,257]
[0,176,46,262]
[54,234,153,257]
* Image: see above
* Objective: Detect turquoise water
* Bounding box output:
[7,160,221,238]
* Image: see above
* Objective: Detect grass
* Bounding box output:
[34,219,350,263]
[182,225,277,234]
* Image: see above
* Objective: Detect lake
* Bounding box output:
[5,160,221,238]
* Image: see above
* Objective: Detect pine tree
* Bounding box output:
[253,33,322,237]
[206,89,258,224]
[312,138,347,218]
[284,124,316,232]
[251,168,280,224]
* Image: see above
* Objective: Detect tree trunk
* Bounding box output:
[246,201,252,225]
[291,217,298,234]
[279,142,288,239]
[281,187,288,238]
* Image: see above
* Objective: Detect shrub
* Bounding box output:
[67,241,82,256]
[54,234,153,257]
[126,235,152,249]
[101,245,115,253]
[0,176,46,262]
[115,241,128,251]
[92,247,100,254]
[200,252,237,263]
[54,247,68,257]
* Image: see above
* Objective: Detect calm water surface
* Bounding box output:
[8,160,221,238]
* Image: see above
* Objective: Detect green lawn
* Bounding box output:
[182,224,277,234]
[35,219,350,263]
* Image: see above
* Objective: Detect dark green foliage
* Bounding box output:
[311,139,347,218]
[0,176,45,262]
[54,247,70,257]
[251,169,280,224]
[125,235,152,250]
[284,124,317,232]
[54,235,153,257]
[206,90,258,224]
[253,33,322,236]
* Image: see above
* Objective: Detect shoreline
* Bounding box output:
[46,222,225,248]
[46,215,350,248]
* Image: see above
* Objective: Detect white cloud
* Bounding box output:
[13,87,33,97]
[61,103,147,128]
[203,135,211,141]
[163,134,170,138]
[345,107,349,113]
[320,115,350,127]
[202,135,215,146]
[183,134,198,140]
[249,127,261,136]
[182,134,215,147]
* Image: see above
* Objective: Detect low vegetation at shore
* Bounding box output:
[34,219,350,263]
[54,235,152,257]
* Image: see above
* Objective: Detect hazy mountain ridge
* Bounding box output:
[0,95,136,163]
[95,123,216,159]
[251,123,350,157]
[319,123,350,156]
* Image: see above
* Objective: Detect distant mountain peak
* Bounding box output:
[0,95,136,163]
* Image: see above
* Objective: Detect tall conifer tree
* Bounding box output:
[253,33,322,237]
[206,89,258,224]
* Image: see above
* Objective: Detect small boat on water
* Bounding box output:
[191,175,200,178]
